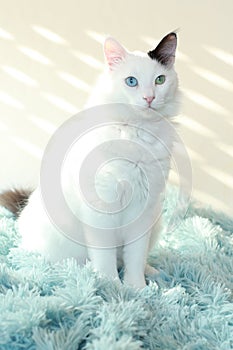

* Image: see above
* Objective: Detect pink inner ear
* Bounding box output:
[104,38,126,69]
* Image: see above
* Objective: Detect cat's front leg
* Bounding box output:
[145,215,162,277]
[87,246,120,282]
[123,232,150,289]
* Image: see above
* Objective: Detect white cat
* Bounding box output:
[1,32,179,288]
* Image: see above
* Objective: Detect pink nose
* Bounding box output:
[143,96,155,105]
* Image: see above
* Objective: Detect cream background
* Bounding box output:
[0,0,232,215]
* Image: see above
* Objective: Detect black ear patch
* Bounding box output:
[148,32,177,67]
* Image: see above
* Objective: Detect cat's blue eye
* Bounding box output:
[155,75,166,85]
[125,76,138,87]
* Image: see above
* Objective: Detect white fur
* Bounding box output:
[17,35,179,288]
[87,51,179,115]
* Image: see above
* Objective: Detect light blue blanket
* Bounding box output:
[0,188,233,349]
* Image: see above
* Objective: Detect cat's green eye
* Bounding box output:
[155,75,166,85]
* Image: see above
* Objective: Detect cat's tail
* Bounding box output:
[0,188,33,217]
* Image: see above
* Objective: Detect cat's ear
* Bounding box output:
[148,32,177,67]
[104,37,127,69]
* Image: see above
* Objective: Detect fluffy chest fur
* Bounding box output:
[61,113,175,233]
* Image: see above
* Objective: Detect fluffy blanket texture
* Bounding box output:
[0,188,233,350]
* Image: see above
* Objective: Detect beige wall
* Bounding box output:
[0,0,232,215]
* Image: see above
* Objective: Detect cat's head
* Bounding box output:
[103,32,179,116]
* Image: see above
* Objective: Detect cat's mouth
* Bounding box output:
[145,105,157,112]
[137,105,157,112]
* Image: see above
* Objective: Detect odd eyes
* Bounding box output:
[125,76,138,87]
[125,75,166,87]
[155,75,166,85]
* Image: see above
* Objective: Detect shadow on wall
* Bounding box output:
[0,22,232,216]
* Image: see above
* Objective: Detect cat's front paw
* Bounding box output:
[123,273,146,289]
[124,280,147,289]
